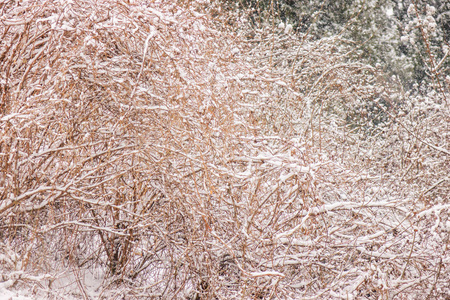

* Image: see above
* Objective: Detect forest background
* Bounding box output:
[0,0,449,299]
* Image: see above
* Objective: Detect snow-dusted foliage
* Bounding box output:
[0,0,449,299]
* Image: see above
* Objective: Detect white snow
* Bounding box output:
[284,24,293,34]
[386,7,394,16]
[0,291,30,300]
[248,270,285,278]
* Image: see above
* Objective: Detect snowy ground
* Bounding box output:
[0,268,104,300]
[0,287,36,300]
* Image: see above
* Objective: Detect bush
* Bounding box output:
[0,0,449,299]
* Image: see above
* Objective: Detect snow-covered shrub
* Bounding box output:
[0,0,449,299]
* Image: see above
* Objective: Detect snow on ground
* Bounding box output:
[0,287,36,300]
[0,268,104,300]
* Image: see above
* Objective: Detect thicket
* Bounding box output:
[0,0,448,299]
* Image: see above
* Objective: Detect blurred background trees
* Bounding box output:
[223,0,450,87]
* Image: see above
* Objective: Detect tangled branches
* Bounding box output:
[0,0,449,298]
